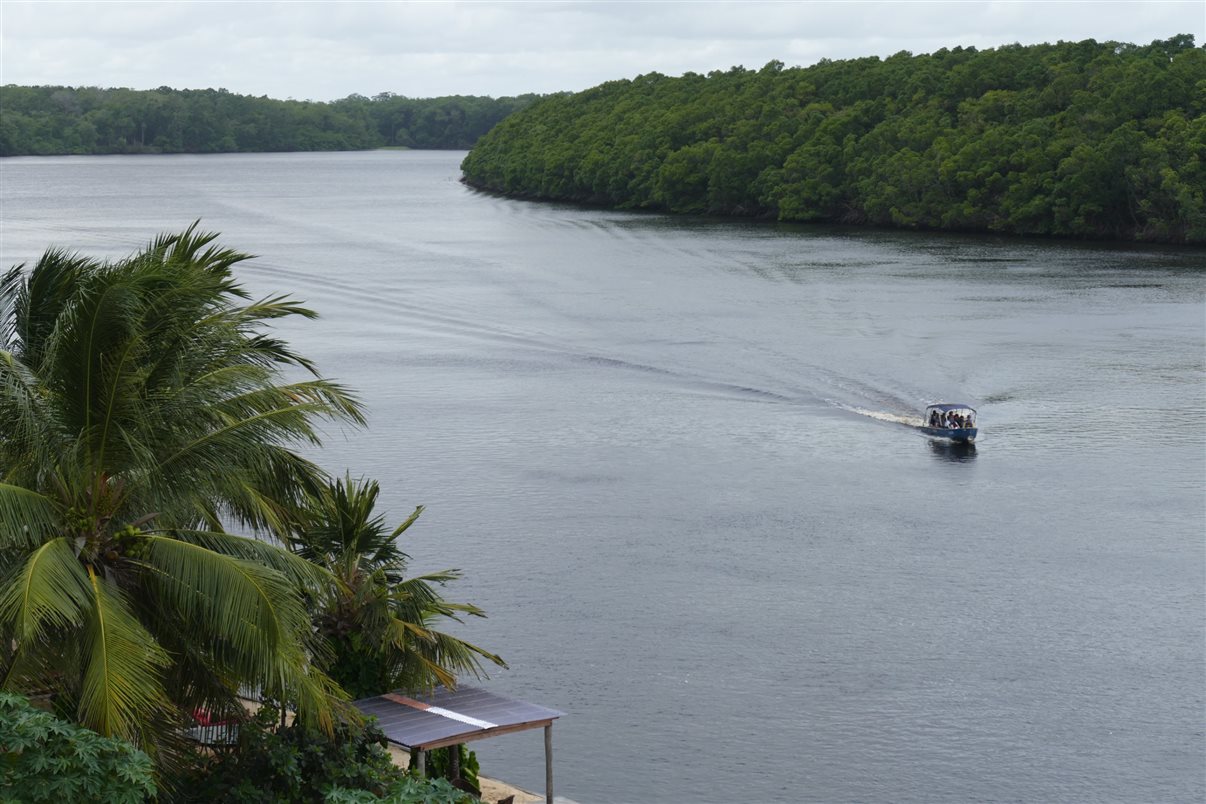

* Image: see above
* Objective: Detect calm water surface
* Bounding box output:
[2,151,1203,803]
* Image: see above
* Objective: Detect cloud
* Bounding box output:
[2,0,1201,99]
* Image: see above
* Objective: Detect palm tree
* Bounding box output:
[289,474,505,699]
[0,225,364,758]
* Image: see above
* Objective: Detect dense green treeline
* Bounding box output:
[0,85,537,156]
[462,36,1206,243]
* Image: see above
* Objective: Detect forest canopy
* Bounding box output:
[0,85,537,155]
[460,36,1206,244]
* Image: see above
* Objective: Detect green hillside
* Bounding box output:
[461,36,1206,243]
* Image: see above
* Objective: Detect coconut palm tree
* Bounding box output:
[0,225,364,758]
[289,474,505,699]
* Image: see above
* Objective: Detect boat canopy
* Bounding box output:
[925,403,976,413]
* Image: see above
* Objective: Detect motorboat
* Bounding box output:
[921,403,978,443]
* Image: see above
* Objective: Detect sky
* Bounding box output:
[2,1,1203,101]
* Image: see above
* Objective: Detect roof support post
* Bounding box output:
[413,747,425,776]
[545,723,554,804]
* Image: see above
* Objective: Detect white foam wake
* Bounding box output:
[845,406,923,427]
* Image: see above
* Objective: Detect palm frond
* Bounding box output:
[294,474,387,562]
[0,483,60,551]
[141,535,297,661]
[384,622,507,692]
[168,529,332,591]
[390,573,488,621]
[0,265,25,349]
[155,221,255,292]
[140,534,337,726]
[9,248,96,368]
[214,448,331,535]
[154,382,366,473]
[78,567,171,743]
[0,537,92,644]
[387,504,425,541]
[39,264,144,445]
[290,474,414,576]
[0,349,62,473]
[426,634,506,677]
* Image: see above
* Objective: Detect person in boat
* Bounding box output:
[930,410,940,427]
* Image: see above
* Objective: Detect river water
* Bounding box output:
[1,151,1203,803]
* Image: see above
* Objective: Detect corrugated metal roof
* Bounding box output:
[355,685,563,751]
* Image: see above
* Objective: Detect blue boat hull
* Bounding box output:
[920,426,977,443]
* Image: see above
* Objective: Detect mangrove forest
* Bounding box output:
[460,36,1206,243]
[0,86,537,156]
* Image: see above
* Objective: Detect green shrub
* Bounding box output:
[176,705,402,803]
[423,744,480,790]
[325,774,475,804]
[0,692,156,803]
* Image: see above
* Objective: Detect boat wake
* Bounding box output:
[842,406,923,428]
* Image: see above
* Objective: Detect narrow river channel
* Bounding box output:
[2,150,1202,803]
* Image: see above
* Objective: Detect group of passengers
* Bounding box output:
[929,410,973,429]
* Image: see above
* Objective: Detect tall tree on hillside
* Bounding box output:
[0,225,364,761]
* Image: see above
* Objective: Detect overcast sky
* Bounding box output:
[2,1,1202,100]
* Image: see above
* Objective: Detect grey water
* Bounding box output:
[1,151,1203,803]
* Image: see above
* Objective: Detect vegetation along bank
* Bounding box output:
[0,86,537,155]
[0,226,503,802]
[461,36,1206,244]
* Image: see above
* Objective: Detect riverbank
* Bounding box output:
[385,745,541,804]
